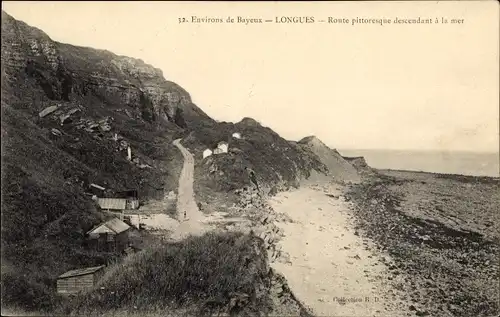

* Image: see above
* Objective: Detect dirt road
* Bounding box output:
[170,139,210,240]
[269,183,406,317]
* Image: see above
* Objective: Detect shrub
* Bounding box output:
[64,232,273,316]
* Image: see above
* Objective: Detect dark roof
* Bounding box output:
[58,265,105,279]
[115,189,138,199]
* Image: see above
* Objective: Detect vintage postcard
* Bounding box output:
[1,1,498,317]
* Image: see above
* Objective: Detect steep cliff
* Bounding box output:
[2,12,216,123]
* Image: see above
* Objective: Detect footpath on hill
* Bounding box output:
[169,139,211,240]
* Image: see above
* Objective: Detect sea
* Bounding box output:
[339,149,499,178]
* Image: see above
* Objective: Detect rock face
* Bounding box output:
[298,136,361,183]
[1,11,212,128]
[342,156,375,175]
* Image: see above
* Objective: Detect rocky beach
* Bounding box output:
[259,170,499,317]
[344,170,499,317]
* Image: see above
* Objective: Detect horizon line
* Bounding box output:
[335,148,499,154]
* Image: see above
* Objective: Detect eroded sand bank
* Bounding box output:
[269,183,405,317]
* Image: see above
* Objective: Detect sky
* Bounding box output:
[2,1,499,152]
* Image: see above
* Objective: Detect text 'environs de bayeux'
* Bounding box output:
[187,16,462,25]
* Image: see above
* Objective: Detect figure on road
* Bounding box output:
[245,167,260,192]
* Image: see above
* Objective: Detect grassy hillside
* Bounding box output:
[185,119,329,204]
[1,11,189,311]
[61,232,273,316]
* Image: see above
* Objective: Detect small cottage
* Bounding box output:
[57,265,105,295]
[232,132,241,139]
[203,148,213,159]
[87,218,131,252]
[97,196,139,210]
[97,198,127,211]
[215,141,228,154]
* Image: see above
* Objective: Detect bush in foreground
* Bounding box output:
[62,232,273,316]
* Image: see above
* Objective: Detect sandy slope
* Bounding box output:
[299,136,361,183]
[269,183,405,317]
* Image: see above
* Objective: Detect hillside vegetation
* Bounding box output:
[1,11,190,311]
[186,119,330,205]
[61,232,273,316]
[1,11,361,314]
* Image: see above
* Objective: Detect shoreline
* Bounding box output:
[344,171,499,317]
[263,168,499,317]
[267,182,406,317]
[376,168,500,180]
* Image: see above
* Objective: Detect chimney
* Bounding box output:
[127,146,132,161]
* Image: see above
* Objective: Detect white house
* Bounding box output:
[216,141,229,154]
[203,149,213,159]
[232,132,241,139]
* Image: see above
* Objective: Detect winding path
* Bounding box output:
[170,139,209,240]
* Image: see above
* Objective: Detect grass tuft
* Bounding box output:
[61,232,273,316]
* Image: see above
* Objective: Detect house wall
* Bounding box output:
[93,268,105,286]
[203,149,212,159]
[94,232,115,252]
[126,199,139,209]
[98,233,109,251]
[115,230,130,252]
[88,230,130,252]
[57,274,95,295]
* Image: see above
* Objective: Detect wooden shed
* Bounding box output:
[87,218,131,252]
[57,265,105,295]
[97,197,139,210]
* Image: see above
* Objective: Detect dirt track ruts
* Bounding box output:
[170,139,208,240]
